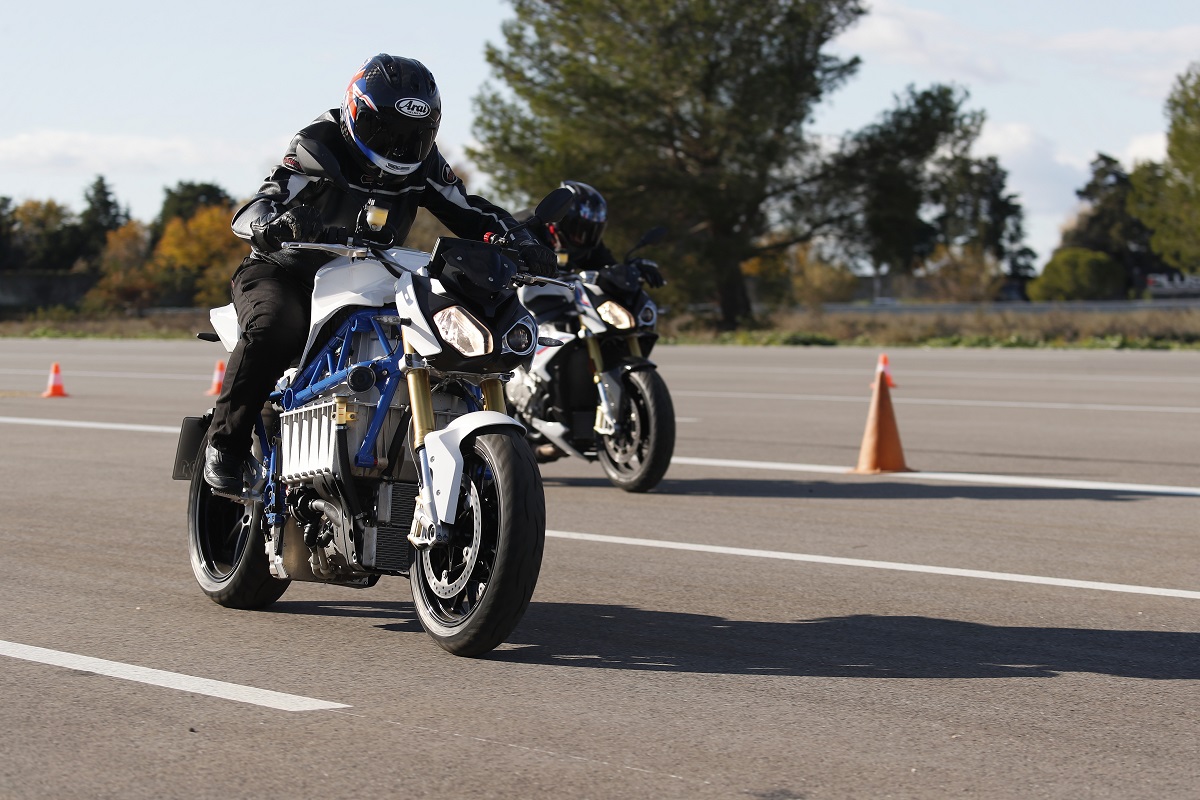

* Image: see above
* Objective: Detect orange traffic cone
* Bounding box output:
[876,353,897,388]
[41,362,68,398]
[204,360,226,396]
[851,353,910,474]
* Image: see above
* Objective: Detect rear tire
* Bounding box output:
[598,369,675,492]
[187,429,289,609]
[410,430,545,657]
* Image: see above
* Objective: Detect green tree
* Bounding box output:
[1027,247,1125,301]
[471,0,865,328]
[1129,63,1200,272]
[0,197,16,270]
[930,154,1035,280]
[78,175,129,269]
[827,84,981,278]
[151,181,233,244]
[1064,154,1163,291]
[9,199,81,271]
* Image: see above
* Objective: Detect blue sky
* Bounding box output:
[2,0,1197,267]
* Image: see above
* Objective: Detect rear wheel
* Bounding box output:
[410,430,545,657]
[187,429,289,609]
[598,369,675,492]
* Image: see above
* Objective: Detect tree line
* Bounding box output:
[3,1,1196,325]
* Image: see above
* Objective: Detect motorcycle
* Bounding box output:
[506,227,676,493]
[171,147,574,657]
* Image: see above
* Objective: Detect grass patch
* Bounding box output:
[4,306,1200,349]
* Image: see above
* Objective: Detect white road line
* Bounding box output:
[547,530,1200,600]
[5,415,1197,496]
[0,640,349,711]
[674,389,1200,414]
[665,364,1200,385]
[0,368,207,382]
[670,456,1200,497]
[0,416,178,434]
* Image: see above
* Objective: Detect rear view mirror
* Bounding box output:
[292,139,350,192]
[534,187,575,225]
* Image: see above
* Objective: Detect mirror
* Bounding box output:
[625,225,668,260]
[534,187,575,225]
[292,139,350,192]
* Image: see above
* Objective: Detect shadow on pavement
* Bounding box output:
[267,600,1199,679]
[547,475,1174,502]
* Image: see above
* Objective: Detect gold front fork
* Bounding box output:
[627,334,643,358]
[404,335,435,449]
[481,377,506,413]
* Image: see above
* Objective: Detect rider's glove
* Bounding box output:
[632,258,665,288]
[508,228,558,277]
[250,206,324,253]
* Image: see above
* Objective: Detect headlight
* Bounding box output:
[597,300,635,330]
[433,306,492,357]
[503,317,536,355]
[637,300,657,327]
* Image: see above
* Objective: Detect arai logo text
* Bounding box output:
[395,98,431,118]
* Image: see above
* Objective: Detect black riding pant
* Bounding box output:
[208,260,312,454]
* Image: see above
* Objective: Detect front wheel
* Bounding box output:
[410,430,546,657]
[187,430,289,609]
[598,369,675,493]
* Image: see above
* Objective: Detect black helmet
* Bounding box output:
[552,180,607,255]
[340,54,441,176]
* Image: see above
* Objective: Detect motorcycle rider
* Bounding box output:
[204,54,557,492]
[523,180,665,283]
[516,180,665,463]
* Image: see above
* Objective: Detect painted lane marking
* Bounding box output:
[0,416,178,434]
[0,367,209,382]
[664,364,1200,385]
[669,456,1200,497]
[674,389,1200,414]
[0,640,349,711]
[546,530,1200,600]
[4,416,1196,496]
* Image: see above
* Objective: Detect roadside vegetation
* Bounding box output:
[6,304,1199,350]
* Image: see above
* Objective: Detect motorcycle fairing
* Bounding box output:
[302,251,430,363]
[423,410,525,521]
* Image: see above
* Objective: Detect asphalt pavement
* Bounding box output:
[0,339,1197,799]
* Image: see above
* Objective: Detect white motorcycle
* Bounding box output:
[171,162,574,657]
[506,227,676,492]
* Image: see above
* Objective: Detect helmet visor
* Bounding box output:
[353,109,436,163]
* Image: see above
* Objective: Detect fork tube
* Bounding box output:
[481,377,506,413]
[585,336,605,374]
[627,335,643,358]
[404,334,435,449]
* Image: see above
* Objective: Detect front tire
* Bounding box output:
[187,430,289,609]
[598,368,675,493]
[410,430,545,657]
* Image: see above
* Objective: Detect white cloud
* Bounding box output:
[0,130,283,174]
[1040,26,1200,99]
[975,120,1091,263]
[1123,132,1167,166]
[836,0,1010,83]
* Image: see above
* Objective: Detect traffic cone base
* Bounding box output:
[205,360,226,396]
[851,366,911,474]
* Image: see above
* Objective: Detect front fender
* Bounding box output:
[423,410,525,521]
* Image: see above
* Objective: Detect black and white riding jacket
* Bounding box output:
[232,109,517,278]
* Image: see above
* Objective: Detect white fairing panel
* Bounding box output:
[209,304,240,353]
[423,411,525,521]
[301,249,431,362]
